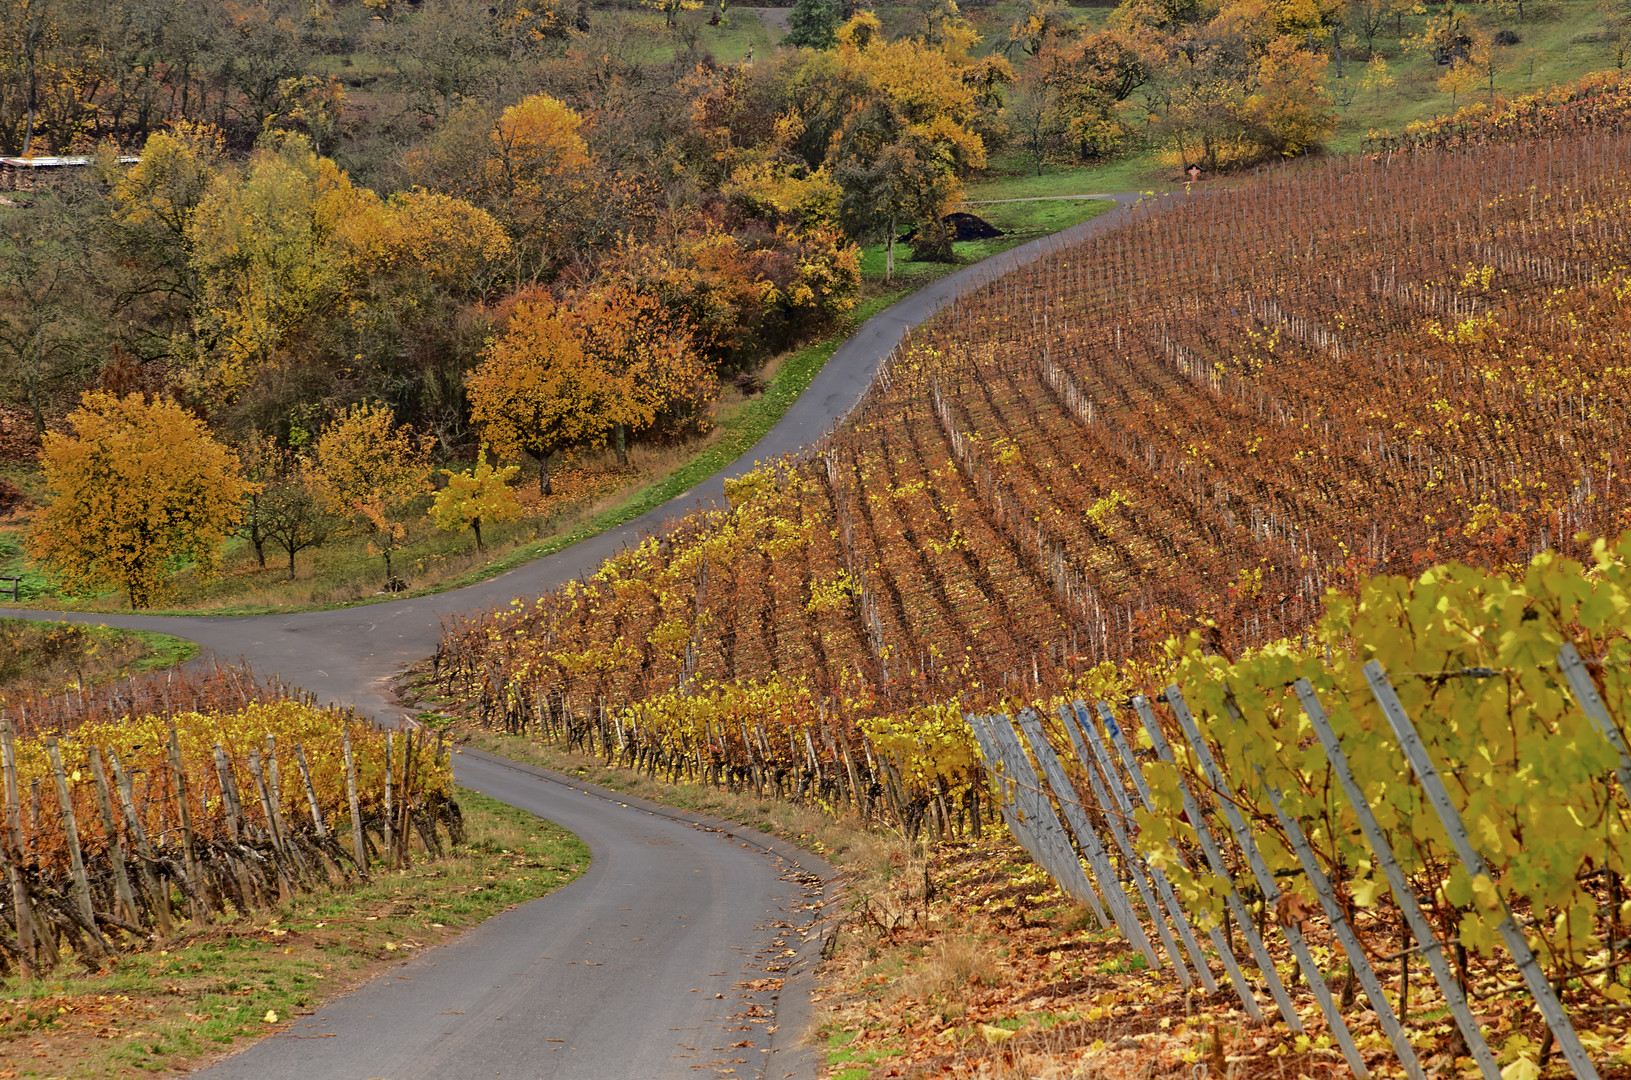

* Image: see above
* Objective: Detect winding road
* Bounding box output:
[8,194,1147,1079]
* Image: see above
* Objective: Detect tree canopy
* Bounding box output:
[28,391,252,608]
[466,300,621,495]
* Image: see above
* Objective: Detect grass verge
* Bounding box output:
[858,197,1117,281]
[0,617,199,693]
[0,789,586,1079]
[456,730,879,863]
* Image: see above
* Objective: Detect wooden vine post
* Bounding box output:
[294,744,327,837]
[168,725,210,923]
[248,751,294,902]
[396,732,416,869]
[383,731,396,869]
[45,737,108,956]
[0,720,43,975]
[109,752,172,939]
[262,737,305,882]
[342,729,368,875]
[88,748,139,925]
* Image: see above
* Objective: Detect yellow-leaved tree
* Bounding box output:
[429,447,522,551]
[313,403,432,587]
[28,392,253,608]
[828,10,998,272]
[407,93,596,282]
[186,135,376,399]
[466,300,620,496]
[336,188,513,302]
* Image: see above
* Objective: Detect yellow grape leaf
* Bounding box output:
[978,1024,1015,1044]
[263,1010,279,1024]
[1470,873,1502,913]
[1500,1057,1539,1080]
[1349,875,1389,908]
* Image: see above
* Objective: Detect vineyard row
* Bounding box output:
[0,687,454,976]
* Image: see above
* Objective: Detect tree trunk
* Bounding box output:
[473,518,483,552]
[885,217,896,281]
[614,423,627,466]
[383,548,393,586]
[27,329,45,436]
[534,451,553,497]
[286,544,298,581]
[22,41,38,157]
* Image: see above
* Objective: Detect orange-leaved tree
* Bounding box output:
[313,403,432,587]
[466,300,619,496]
[429,446,522,551]
[28,392,253,608]
[556,285,716,459]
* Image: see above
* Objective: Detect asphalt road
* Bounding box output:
[5,193,1151,1079]
[194,749,830,1080]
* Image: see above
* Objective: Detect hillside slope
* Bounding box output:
[440,129,1631,753]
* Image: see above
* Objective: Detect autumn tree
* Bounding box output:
[1007,78,1073,175]
[406,94,596,282]
[186,134,374,400]
[1130,0,1336,167]
[827,12,995,267]
[380,0,498,119]
[187,135,507,434]
[1361,53,1395,101]
[236,430,281,569]
[1240,38,1337,153]
[219,7,307,132]
[0,185,100,435]
[429,446,521,551]
[558,286,715,457]
[97,123,224,359]
[313,402,431,586]
[1007,0,1072,56]
[1045,28,1152,159]
[467,301,618,495]
[642,0,704,27]
[0,0,58,154]
[264,465,337,582]
[28,391,252,608]
[237,433,338,579]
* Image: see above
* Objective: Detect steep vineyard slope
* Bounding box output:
[440,133,1631,767]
